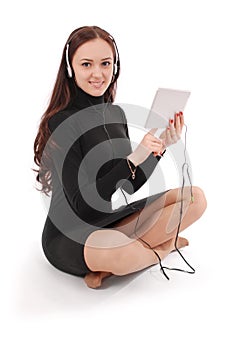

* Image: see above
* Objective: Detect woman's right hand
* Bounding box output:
[127,128,165,166]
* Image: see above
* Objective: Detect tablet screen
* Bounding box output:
[145,88,191,129]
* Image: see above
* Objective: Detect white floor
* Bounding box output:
[4,199,233,350]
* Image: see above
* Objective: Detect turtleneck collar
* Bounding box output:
[68,84,105,110]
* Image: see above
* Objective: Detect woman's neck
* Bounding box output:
[69,85,105,110]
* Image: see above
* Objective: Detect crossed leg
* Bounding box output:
[84,235,189,288]
[113,186,207,247]
[84,186,207,288]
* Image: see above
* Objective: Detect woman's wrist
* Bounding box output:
[127,154,139,167]
[153,148,166,158]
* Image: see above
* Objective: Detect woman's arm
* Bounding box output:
[117,106,164,194]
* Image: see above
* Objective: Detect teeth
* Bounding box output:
[90,82,103,88]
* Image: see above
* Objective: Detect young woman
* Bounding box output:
[33,26,207,289]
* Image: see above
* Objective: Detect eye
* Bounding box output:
[82,62,91,67]
[102,61,111,67]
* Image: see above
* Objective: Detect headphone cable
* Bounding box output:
[120,123,195,280]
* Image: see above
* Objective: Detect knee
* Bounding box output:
[191,186,207,218]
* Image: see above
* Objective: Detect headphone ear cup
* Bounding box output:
[113,63,117,76]
[65,43,73,78]
[67,65,73,78]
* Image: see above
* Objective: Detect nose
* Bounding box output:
[91,65,103,78]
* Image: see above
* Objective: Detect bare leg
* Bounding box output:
[84,186,207,288]
[84,229,157,276]
[112,186,207,248]
[84,236,189,288]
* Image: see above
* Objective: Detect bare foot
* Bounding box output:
[173,236,189,250]
[84,271,112,289]
[153,236,189,259]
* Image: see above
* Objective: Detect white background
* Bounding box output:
[1,0,233,349]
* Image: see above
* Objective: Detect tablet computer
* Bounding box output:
[144,88,191,129]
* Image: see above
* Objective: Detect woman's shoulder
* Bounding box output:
[48,108,76,133]
[110,103,127,123]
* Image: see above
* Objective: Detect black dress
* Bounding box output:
[41,86,167,277]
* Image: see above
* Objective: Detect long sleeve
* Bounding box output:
[117,106,163,194]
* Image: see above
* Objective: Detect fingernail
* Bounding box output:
[179,111,183,116]
[170,119,174,123]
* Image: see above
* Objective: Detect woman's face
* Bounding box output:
[72,38,114,97]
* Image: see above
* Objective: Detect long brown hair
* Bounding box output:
[33,26,121,195]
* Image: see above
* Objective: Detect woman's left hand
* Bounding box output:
[159,111,184,149]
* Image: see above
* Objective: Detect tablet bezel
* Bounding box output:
[144,88,191,129]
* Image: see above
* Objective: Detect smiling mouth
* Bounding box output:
[89,81,104,88]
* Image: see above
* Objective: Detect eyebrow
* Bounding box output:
[80,57,113,62]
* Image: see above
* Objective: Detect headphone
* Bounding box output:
[65,44,73,78]
[65,33,120,79]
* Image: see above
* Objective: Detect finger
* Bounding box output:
[166,127,173,145]
[169,118,175,128]
[169,118,176,131]
[168,122,179,143]
[152,142,164,154]
[147,133,163,144]
[148,128,158,136]
[167,119,179,143]
[150,138,163,147]
[159,132,166,147]
[159,129,165,138]
[161,138,166,147]
[180,113,184,128]
[178,111,184,126]
[175,113,181,134]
